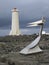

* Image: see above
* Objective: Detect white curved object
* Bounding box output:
[20,45,42,54]
[27,24,38,27]
[27,19,45,27]
[20,36,42,54]
[20,36,41,50]
[20,17,45,54]
[28,20,43,24]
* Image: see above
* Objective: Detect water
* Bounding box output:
[0,27,49,36]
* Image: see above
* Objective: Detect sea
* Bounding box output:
[0,27,49,36]
[0,17,49,36]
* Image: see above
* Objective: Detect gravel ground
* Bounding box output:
[0,34,49,65]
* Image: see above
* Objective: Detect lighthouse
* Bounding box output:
[9,8,20,36]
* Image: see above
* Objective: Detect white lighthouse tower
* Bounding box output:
[9,8,20,36]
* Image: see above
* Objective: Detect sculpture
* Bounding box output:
[20,17,45,54]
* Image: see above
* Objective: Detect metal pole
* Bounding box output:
[39,24,43,36]
[39,17,45,37]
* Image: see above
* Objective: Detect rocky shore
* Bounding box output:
[0,34,49,65]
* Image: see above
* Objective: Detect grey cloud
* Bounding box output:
[0,0,49,28]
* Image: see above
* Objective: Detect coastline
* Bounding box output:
[0,27,49,36]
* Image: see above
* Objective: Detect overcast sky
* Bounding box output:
[0,0,49,28]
